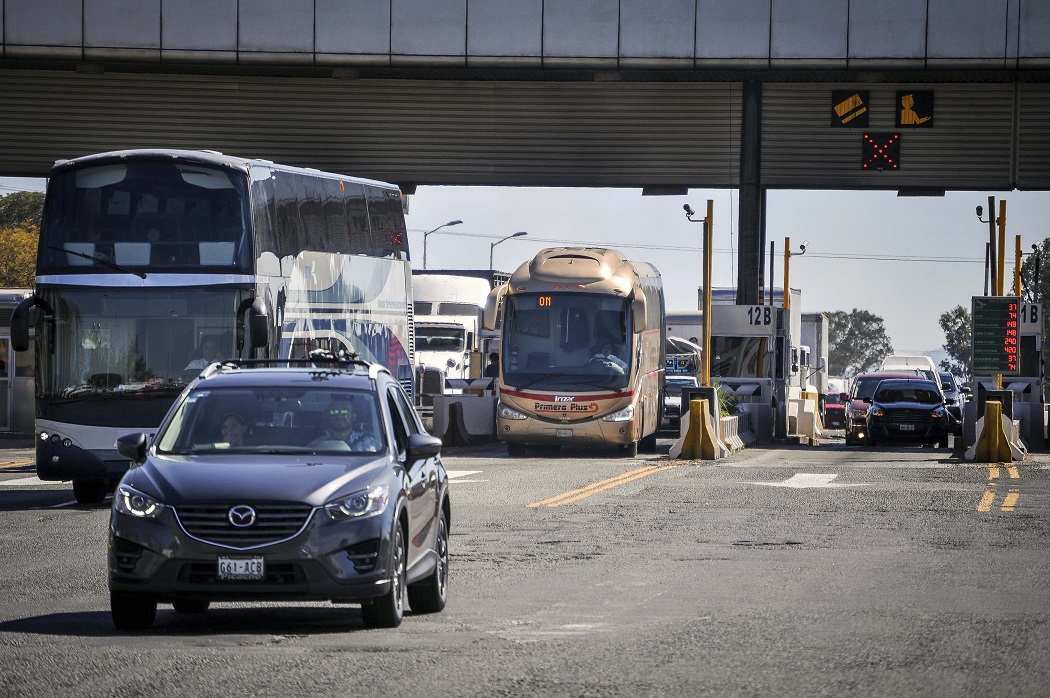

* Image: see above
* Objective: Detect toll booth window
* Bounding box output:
[710,336,769,378]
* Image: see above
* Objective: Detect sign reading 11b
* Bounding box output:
[972,296,1020,375]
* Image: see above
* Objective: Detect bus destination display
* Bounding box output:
[972,296,1020,375]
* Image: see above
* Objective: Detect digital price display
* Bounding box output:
[972,296,1020,375]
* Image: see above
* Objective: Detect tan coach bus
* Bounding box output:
[483,247,665,456]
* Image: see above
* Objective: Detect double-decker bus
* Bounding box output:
[10,149,413,503]
[483,247,664,456]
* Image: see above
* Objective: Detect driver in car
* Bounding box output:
[309,399,380,452]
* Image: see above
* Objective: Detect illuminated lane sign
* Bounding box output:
[972,296,1020,375]
[862,133,901,170]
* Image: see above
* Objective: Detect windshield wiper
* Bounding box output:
[48,244,147,279]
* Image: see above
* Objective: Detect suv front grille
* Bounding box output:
[174,503,314,550]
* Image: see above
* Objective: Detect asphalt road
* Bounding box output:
[1,435,1048,697]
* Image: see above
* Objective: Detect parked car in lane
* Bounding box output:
[108,356,449,631]
[938,371,969,435]
[661,375,700,433]
[864,377,950,448]
[843,370,935,445]
[823,391,847,429]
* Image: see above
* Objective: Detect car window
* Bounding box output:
[385,388,410,459]
[873,381,942,405]
[155,386,385,454]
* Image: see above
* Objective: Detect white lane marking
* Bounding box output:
[752,473,862,488]
[446,470,483,479]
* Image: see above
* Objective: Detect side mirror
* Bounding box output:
[862,397,872,404]
[248,297,269,349]
[839,392,849,402]
[945,397,956,405]
[406,432,441,462]
[482,285,506,331]
[115,432,149,463]
[632,296,647,332]
[961,386,971,393]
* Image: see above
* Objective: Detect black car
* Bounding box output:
[108,357,449,631]
[864,378,950,448]
[661,375,700,433]
[938,371,969,435]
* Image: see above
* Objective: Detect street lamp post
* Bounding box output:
[421,219,463,270]
[489,231,527,270]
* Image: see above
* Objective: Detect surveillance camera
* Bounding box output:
[683,204,694,216]
[976,205,983,217]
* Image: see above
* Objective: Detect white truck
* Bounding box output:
[413,271,502,398]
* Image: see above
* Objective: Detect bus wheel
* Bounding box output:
[619,442,638,458]
[507,443,529,457]
[73,479,108,505]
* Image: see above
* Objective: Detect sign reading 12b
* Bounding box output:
[972,296,1020,375]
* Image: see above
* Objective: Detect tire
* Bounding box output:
[867,433,878,448]
[111,591,157,631]
[408,511,449,615]
[361,522,406,629]
[619,441,639,458]
[73,479,109,505]
[172,599,210,614]
[938,435,950,449]
[507,442,528,457]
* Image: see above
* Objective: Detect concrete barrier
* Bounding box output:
[431,395,497,442]
[719,415,745,452]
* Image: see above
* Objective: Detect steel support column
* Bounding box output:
[737,80,764,305]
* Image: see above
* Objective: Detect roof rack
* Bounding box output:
[200,355,373,375]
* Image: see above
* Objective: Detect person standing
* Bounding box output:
[483,352,500,378]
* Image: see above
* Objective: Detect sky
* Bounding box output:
[404,186,1050,353]
[5,175,1047,353]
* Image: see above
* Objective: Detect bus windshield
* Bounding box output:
[38,287,247,425]
[502,293,631,391]
[39,160,251,273]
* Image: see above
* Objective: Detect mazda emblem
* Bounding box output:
[228,505,257,527]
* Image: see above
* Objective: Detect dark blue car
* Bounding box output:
[864,378,950,449]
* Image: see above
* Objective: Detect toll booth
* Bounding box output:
[967,299,1047,451]
[0,289,34,434]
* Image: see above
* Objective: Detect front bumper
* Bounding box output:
[868,418,948,443]
[108,506,394,603]
[497,415,638,447]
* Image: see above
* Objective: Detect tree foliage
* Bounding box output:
[938,305,971,379]
[0,191,44,229]
[827,309,894,377]
[0,222,38,287]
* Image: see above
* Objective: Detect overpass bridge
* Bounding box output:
[2,0,1049,301]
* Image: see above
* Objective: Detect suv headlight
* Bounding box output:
[602,404,635,422]
[325,484,390,520]
[115,485,166,519]
[497,402,527,420]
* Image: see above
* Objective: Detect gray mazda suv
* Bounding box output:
[108,356,449,631]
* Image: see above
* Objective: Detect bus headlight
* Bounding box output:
[498,402,527,420]
[602,404,635,422]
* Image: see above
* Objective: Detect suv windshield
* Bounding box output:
[156,386,386,455]
[873,380,943,405]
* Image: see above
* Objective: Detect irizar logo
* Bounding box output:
[554,396,574,402]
